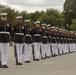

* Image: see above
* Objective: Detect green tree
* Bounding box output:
[64,0,76,25]
[0,4,65,28]
[38,8,65,28]
[69,19,76,31]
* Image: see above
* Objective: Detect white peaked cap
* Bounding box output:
[51,26,55,29]
[46,24,51,27]
[55,27,59,29]
[34,21,40,24]
[62,29,66,32]
[41,23,46,26]
[24,19,30,22]
[0,12,8,16]
[16,16,22,19]
[59,28,63,31]
[66,30,69,32]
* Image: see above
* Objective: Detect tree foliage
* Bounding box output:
[64,0,76,25]
[0,4,65,28]
[69,19,76,31]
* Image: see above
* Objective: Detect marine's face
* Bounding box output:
[42,26,46,29]
[55,30,58,32]
[47,26,50,29]
[1,16,7,21]
[59,30,62,33]
[17,19,22,23]
[25,22,30,25]
[51,28,55,31]
[35,23,40,28]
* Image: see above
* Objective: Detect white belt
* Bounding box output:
[60,38,63,39]
[52,37,56,39]
[34,34,41,36]
[15,33,24,35]
[57,37,59,39]
[43,36,47,38]
[0,32,10,35]
[49,36,51,38]
[26,34,31,37]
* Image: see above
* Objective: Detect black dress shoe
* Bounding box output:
[34,59,40,61]
[2,65,8,68]
[55,55,58,56]
[63,53,66,55]
[18,63,22,65]
[25,61,31,63]
[59,54,62,56]
[46,56,50,58]
[0,65,2,68]
[5,65,9,68]
[0,62,1,68]
[51,55,56,57]
[41,57,46,59]
[36,59,40,61]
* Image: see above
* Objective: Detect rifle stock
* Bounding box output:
[14,44,18,65]
[32,44,35,60]
[0,54,1,68]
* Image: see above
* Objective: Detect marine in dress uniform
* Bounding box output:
[72,31,75,52]
[72,32,76,52]
[73,33,76,52]
[58,28,64,55]
[0,13,12,68]
[67,31,70,53]
[69,31,73,53]
[41,23,48,59]
[0,51,1,68]
[32,21,41,61]
[14,16,24,65]
[24,19,32,63]
[54,27,59,56]
[74,33,76,52]
[51,26,57,57]
[46,24,51,58]
[64,30,69,54]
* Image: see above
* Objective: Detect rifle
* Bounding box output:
[32,44,35,60]
[22,44,24,54]
[14,44,18,65]
[0,61,1,68]
[0,52,1,68]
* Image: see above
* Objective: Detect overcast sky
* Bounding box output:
[0,0,65,13]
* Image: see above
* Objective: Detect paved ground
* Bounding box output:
[0,46,76,75]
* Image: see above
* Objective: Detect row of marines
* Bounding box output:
[0,12,76,68]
